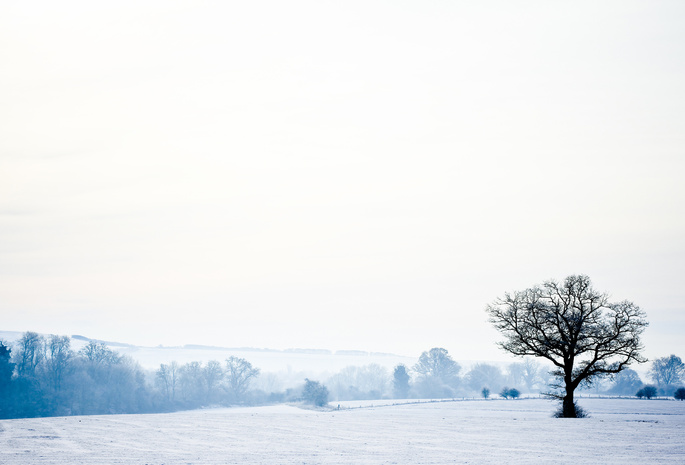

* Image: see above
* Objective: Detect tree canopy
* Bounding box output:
[487,274,648,417]
[649,354,684,391]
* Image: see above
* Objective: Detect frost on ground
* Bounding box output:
[1,398,683,464]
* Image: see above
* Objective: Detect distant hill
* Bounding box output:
[0,330,417,375]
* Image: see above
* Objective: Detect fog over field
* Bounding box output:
[2,0,685,462]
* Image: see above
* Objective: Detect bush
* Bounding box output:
[302,379,329,407]
[553,401,588,418]
[674,387,685,401]
[481,387,490,399]
[636,386,657,399]
[499,387,520,399]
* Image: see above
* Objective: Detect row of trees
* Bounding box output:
[153,357,264,409]
[389,348,545,400]
[0,333,151,418]
[0,332,335,419]
[302,350,684,404]
[322,349,545,402]
[606,355,685,397]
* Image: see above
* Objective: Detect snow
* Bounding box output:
[1,398,683,464]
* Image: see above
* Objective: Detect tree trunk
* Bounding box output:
[562,389,576,418]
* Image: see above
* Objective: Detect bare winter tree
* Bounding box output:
[14,332,44,378]
[508,358,543,392]
[155,364,172,402]
[42,335,73,392]
[203,360,223,403]
[465,363,504,395]
[413,348,461,398]
[414,348,461,383]
[487,275,648,418]
[224,356,259,403]
[649,355,684,392]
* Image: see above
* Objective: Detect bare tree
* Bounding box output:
[156,364,171,401]
[414,348,460,383]
[649,355,684,391]
[487,275,648,418]
[607,368,643,396]
[203,360,223,403]
[178,361,204,404]
[508,358,543,392]
[355,364,389,398]
[466,363,504,395]
[14,332,44,378]
[224,356,259,403]
[413,348,461,398]
[42,335,73,392]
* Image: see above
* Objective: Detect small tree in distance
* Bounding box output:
[649,355,685,395]
[302,379,329,407]
[392,365,411,399]
[487,275,648,418]
[607,369,644,396]
[481,387,490,399]
[413,348,461,398]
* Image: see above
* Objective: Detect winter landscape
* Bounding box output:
[3,1,685,464]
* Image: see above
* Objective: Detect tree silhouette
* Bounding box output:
[487,275,648,417]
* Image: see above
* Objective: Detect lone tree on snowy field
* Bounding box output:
[487,275,648,418]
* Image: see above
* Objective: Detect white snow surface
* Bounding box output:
[1,398,683,464]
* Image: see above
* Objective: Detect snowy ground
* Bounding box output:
[1,398,683,464]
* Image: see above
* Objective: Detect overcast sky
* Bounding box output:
[1,1,684,362]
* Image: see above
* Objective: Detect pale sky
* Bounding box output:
[1,1,684,362]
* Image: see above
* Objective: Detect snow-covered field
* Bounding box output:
[1,398,683,464]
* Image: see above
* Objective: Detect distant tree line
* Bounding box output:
[606,354,685,400]
[3,331,684,419]
[327,347,546,402]
[153,356,263,409]
[326,349,685,403]
[0,333,151,418]
[0,332,333,419]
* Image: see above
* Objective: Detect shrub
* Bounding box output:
[481,387,490,399]
[499,387,520,399]
[674,387,685,401]
[553,401,588,418]
[302,379,329,407]
[636,386,657,399]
